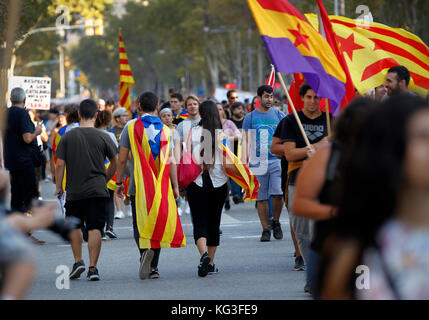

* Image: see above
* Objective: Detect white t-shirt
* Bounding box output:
[190,125,228,188]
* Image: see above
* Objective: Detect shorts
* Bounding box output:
[65,197,107,232]
[254,159,283,201]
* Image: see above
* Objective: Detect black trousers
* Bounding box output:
[9,167,38,213]
[130,196,160,269]
[187,173,228,247]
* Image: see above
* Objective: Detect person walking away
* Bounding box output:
[115,92,185,280]
[186,100,228,277]
[55,99,118,281]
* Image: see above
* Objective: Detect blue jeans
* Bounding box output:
[307,248,321,298]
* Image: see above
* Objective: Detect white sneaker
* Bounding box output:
[178,207,183,216]
[185,202,190,215]
[124,205,132,217]
[114,211,125,219]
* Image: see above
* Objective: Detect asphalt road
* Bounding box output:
[24,179,311,300]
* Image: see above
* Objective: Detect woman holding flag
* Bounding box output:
[186,100,229,277]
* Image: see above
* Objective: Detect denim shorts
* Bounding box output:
[253,159,283,201]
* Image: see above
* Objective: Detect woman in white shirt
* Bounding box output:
[186,100,228,277]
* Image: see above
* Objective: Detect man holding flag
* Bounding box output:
[116,91,185,280]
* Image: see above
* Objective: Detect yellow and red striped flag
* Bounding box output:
[128,116,186,249]
[306,14,429,97]
[119,29,135,114]
[218,138,260,202]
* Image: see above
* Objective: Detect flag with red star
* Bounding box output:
[247,0,347,116]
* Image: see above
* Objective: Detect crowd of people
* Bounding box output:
[1,64,429,299]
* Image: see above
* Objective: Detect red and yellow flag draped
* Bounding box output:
[119,30,135,114]
[128,119,186,249]
[306,14,429,97]
[218,139,260,202]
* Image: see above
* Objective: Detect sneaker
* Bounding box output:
[87,266,100,281]
[272,220,283,240]
[101,235,108,241]
[260,229,271,242]
[114,211,125,219]
[29,235,46,245]
[232,195,241,204]
[178,207,183,216]
[124,205,132,217]
[198,252,210,277]
[268,219,274,230]
[139,249,154,280]
[185,202,191,215]
[304,283,312,295]
[224,200,230,211]
[105,229,117,239]
[69,261,85,279]
[208,264,218,274]
[294,256,306,271]
[149,268,160,279]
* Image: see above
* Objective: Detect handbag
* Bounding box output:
[177,127,201,190]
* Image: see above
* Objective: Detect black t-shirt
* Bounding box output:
[230,118,243,156]
[274,110,331,185]
[55,127,118,201]
[3,106,36,170]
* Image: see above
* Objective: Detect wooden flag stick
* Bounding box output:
[325,98,332,137]
[277,72,311,147]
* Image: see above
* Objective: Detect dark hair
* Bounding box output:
[199,100,222,172]
[106,99,116,107]
[170,93,183,102]
[335,94,429,245]
[257,85,273,97]
[139,92,158,112]
[299,82,313,97]
[79,99,98,120]
[227,90,237,98]
[318,95,428,298]
[49,108,59,115]
[388,65,410,86]
[95,110,112,128]
[65,104,79,123]
[230,102,244,113]
[333,97,378,149]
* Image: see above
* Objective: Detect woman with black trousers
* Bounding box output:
[186,100,228,277]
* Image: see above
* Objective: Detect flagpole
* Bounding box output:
[325,98,332,137]
[277,72,311,147]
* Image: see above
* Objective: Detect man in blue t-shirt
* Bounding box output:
[242,85,285,242]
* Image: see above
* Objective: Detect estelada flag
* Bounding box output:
[218,138,259,202]
[128,115,186,249]
[119,30,135,114]
[306,14,429,97]
[247,0,347,116]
